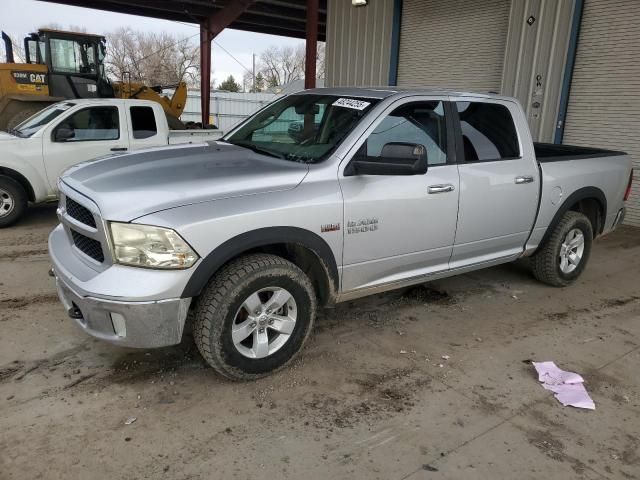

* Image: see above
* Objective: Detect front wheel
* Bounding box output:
[530,211,593,287]
[0,176,28,228]
[193,254,317,380]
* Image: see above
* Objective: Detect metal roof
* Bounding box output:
[38,0,327,40]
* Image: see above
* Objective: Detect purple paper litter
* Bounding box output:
[533,361,595,410]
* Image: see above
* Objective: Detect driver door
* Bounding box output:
[339,98,460,293]
[43,105,129,190]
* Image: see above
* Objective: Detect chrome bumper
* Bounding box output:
[54,272,191,348]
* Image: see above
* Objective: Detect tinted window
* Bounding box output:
[456,102,519,161]
[55,106,119,142]
[130,106,158,139]
[361,101,447,166]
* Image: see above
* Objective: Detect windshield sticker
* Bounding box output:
[332,98,371,110]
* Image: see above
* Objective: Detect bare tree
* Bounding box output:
[316,42,326,79]
[256,42,325,89]
[104,28,199,87]
[259,45,305,88]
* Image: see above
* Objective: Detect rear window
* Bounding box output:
[130,106,158,139]
[456,102,520,161]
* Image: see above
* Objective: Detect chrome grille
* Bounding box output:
[71,230,104,263]
[66,197,96,228]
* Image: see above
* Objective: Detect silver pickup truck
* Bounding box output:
[49,88,634,380]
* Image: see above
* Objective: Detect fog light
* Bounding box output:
[110,312,127,337]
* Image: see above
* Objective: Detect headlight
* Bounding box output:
[109,222,198,269]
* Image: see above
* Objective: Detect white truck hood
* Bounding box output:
[61,142,310,221]
[0,131,18,141]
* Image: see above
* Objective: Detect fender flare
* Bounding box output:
[181,226,340,299]
[536,186,607,251]
[0,165,42,202]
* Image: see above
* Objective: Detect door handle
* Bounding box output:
[515,176,534,184]
[427,184,455,194]
[110,147,128,152]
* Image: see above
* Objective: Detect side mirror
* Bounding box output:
[53,126,75,142]
[347,142,428,176]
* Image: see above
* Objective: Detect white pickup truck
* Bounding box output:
[0,99,222,226]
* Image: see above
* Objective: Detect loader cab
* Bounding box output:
[25,29,113,99]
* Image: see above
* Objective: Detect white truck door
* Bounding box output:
[126,104,166,151]
[450,99,539,268]
[42,105,129,190]
[340,98,460,293]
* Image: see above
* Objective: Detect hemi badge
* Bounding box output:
[321,223,340,233]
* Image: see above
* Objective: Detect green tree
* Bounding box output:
[219,74,241,92]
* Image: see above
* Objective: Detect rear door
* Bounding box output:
[450,98,539,268]
[42,104,128,190]
[339,97,460,293]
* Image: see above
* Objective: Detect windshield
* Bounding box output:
[50,38,98,75]
[13,102,75,137]
[224,94,379,163]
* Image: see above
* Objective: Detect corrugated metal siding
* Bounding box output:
[325,0,394,87]
[501,0,575,142]
[179,91,279,131]
[397,0,510,91]
[563,0,640,226]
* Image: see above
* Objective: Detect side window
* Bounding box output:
[130,106,158,139]
[360,101,447,166]
[456,102,520,161]
[54,107,119,142]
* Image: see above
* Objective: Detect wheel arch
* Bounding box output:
[0,167,35,202]
[536,186,607,252]
[181,227,340,306]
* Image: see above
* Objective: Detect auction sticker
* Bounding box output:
[332,98,371,110]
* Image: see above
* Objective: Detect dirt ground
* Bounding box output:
[1,204,639,480]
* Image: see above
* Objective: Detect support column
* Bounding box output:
[305,0,319,89]
[199,24,212,126]
[199,0,255,126]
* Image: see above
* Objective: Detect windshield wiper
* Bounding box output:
[6,128,24,138]
[229,141,285,159]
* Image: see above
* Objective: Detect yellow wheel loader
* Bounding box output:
[0,29,188,131]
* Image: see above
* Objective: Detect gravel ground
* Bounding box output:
[1,204,639,480]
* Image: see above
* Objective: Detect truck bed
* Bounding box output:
[534,142,626,162]
[168,129,224,145]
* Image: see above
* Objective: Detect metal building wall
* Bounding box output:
[397,0,510,91]
[325,0,394,87]
[180,91,279,131]
[563,0,640,226]
[501,0,575,142]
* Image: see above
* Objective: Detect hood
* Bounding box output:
[62,142,309,221]
[0,131,18,141]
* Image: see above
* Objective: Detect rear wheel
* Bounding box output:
[530,211,593,287]
[193,254,317,380]
[0,176,28,228]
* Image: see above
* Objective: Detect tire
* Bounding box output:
[0,176,28,228]
[193,253,317,380]
[530,211,593,287]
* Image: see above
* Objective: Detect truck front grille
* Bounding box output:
[71,230,105,263]
[66,197,96,228]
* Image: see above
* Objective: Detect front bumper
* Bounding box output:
[49,224,193,348]
[54,274,191,348]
